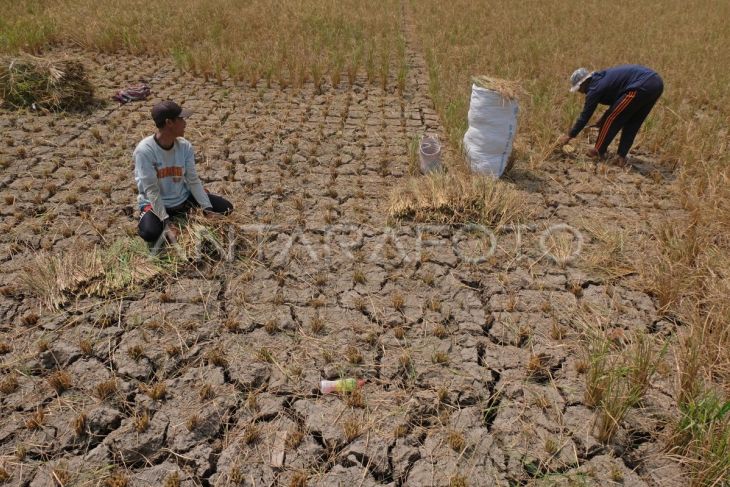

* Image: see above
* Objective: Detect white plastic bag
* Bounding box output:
[463,84,518,178]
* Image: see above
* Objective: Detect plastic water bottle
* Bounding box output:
[319,378,366,394]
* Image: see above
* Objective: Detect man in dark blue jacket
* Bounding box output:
[558,64,663,166]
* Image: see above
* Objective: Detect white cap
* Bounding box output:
[569,67,594,92]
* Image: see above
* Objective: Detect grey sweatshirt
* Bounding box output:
[133,135,212,221]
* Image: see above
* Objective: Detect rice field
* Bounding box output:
[1,0,728,485]
[1,0,407,90]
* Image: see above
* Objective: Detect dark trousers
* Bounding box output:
[595,74,664,158]
[137,193,233,242]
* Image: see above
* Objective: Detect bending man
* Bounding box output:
[558,64,663,166]
[134,100,233,243]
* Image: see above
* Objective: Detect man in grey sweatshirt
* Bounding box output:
[134,100,233,242]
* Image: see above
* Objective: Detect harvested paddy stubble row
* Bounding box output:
[1,0,407,89]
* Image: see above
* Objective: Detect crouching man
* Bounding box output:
[559,64,664,166]
[134,100,233,243]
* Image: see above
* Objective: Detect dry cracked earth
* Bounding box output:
[0,19,691,487]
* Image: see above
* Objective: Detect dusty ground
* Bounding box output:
[0,16,690,487]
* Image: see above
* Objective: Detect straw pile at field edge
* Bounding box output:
[0,55,94,111]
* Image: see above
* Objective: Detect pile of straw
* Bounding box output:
[388,172,528,229]
[0,55,94,111]
[471,75,522,100]
[20,238,163,309]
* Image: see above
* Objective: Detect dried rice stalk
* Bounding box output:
[471,75,522,100]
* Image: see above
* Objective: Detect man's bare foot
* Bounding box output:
[615,155,629,167]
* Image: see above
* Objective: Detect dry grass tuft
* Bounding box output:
[580,325,666,444]
[289,471,308,487]
[432,351,449,365]
[127,345,144,361]
[165,344,180,357]
[580,223,636,279]
[353,268,366,285]
[163,472,180,487]
[186,414,201,431]
[526,353,551,382]
[544,437,559,455]
[21,312,39,326]
[206,348,229,368]
[449,475,468,487]
[286,428,305,449]
[309,315,325,335]
[264,319,279,334]
[391,293,405,312]
[134,412,150,433]
[51,462,71,485]
[73,413,87,436]
[345,346,363,364]
[256,347,274,363]
[437,386,449,403]
[393,424,409,438]
[342,418,361,442]
[243,424,261,445]
[104,471,128,487]
[198,383,215,401]
[25,409,45,430]
[36,339,49,353]
[432,324,448,338]
[345,389,365,409]
[447,430,466,452]
[94,379,118,400]
[47,370,72,393]
[143,382,167,401]
[79,338,93,355]
[399,352,412,370]
[0,374,19,394]
[389,172,526,229]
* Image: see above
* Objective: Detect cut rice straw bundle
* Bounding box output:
[388,172,528,229]
[471,75,522,100]
[0,54,94,111]
[20,238,163,309]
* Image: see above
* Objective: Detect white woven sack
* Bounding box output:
[463,84,518,178]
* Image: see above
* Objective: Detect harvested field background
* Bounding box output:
[1,0,406,92]
[0,0,728,486]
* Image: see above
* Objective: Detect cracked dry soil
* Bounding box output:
[0,18,689,487]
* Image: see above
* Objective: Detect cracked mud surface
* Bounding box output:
[0,15,688,487]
